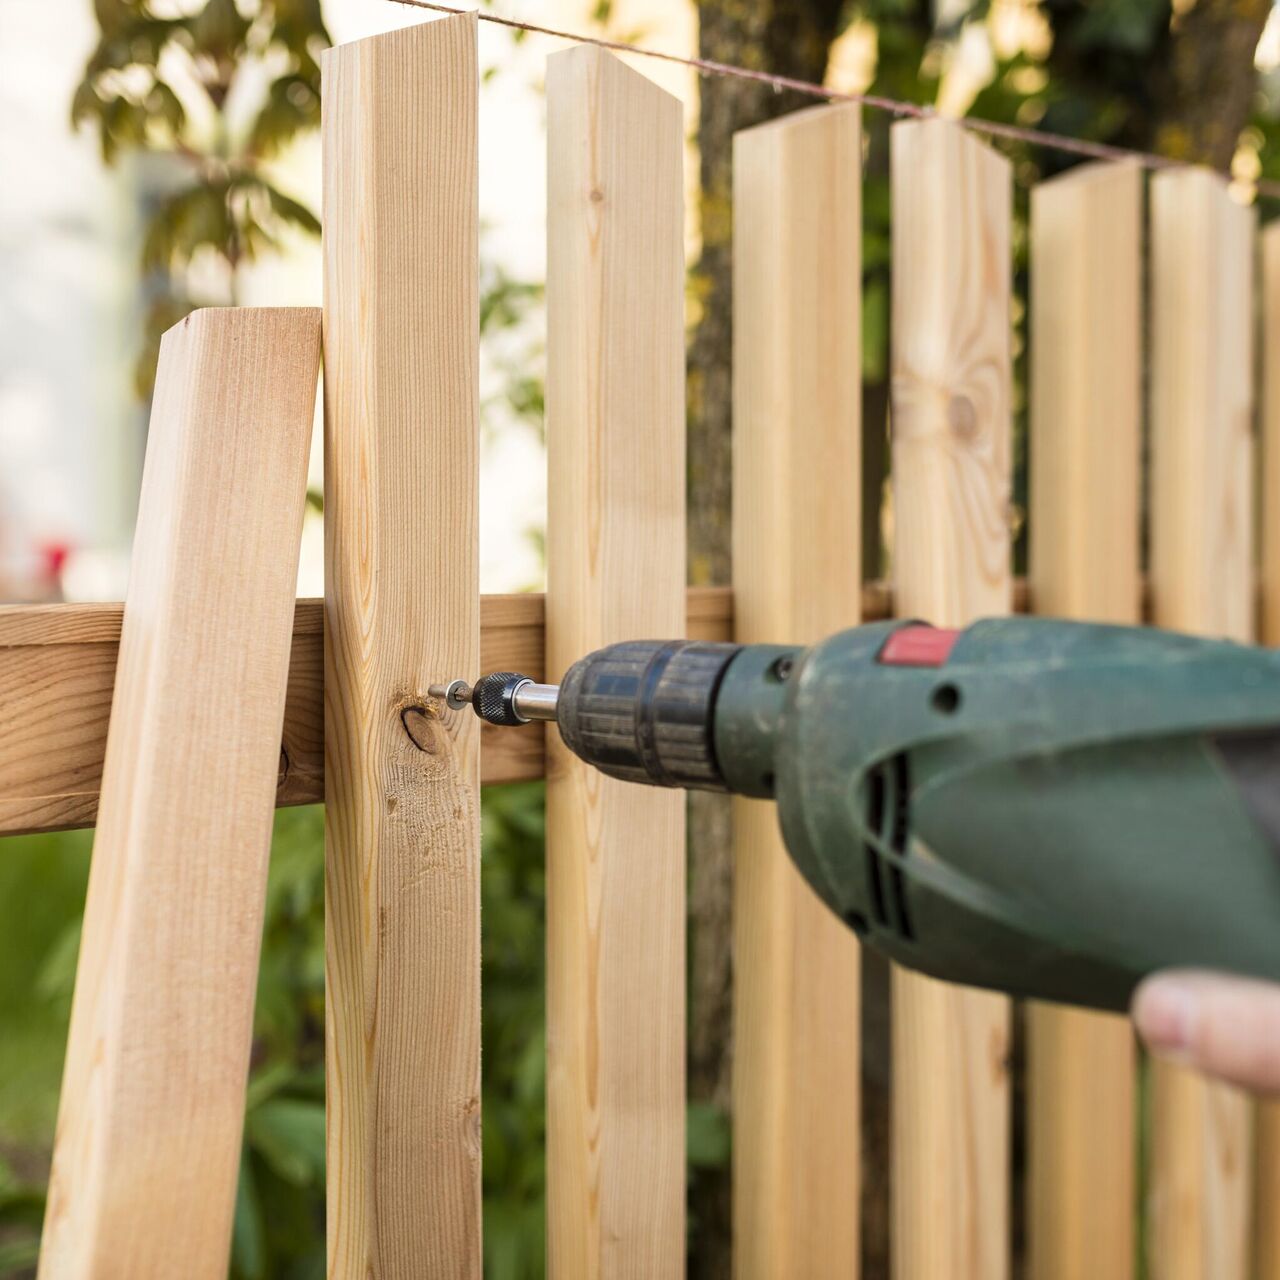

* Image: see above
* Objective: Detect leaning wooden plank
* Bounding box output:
[1148,165,1256,1280]
[322,16,481,1279]
[0,588,735,835]
[37,306,320,1280]
[1253,219,1280,1280]
[890,116,1012,1280]
[1026,160,1141,1280]
[732,102,862,1279]
[545,45,686,1277]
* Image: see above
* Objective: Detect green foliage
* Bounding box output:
[74,1,331,394]
[480,784,548,1279]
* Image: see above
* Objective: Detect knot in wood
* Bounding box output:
[401,705,440,754]
[948,394,979,441]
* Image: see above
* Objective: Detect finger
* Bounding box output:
[1132,969,1280,1095]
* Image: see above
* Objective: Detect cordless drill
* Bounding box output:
[433,618,1280,1011]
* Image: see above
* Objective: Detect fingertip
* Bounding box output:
[1132,973,1196,1058]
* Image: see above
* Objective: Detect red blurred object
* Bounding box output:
[39,541,71,585]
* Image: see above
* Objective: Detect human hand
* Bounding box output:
[1132,970,1280,1094]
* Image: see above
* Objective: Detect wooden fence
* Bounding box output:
[4,11,1280,1278]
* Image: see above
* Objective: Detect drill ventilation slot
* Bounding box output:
[863,754,915,941]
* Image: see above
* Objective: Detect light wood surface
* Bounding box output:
[889,116,1012,1280]
[322,16,482,1278]
[545,45,687,1278]
[1254,220,1280,1280]
[1148,165,1256,1280]
[1026,160,1141,1280]
[731,102,863,1280]
[37,307,319,1280]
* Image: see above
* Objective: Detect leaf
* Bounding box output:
[33,918,82,1007]
[146,81,187,138]
[264,183,321,237]
[231,1151,267,1280]
[245,1059,298,1111]
[143,184,232,273]
[245,1099,326,1187]
[190,0,251,61]
[686,1101,731,1170]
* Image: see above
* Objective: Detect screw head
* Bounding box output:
[442,679,471,711]
[770,655,795,682]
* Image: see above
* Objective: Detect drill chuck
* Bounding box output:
[556,640,742,790]
[433,640,748,791]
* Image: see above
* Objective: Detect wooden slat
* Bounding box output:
[889,116,1012,1280]
[1148,166,1256,1280]
[731,103,862,1278]
[1257,1105,1280,1280]
[322,16,482,1278]
[1253,219,1280,1280]
[545,45,686,1277]
[1026,160,1141,1280]
[37,307,319,1278]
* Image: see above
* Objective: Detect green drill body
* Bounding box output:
[456,617,1280,1012]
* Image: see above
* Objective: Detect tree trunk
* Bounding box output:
[1155,0,1269,170]
[686,5,845,1277]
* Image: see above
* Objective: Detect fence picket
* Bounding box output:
[1254,219,1280,1280]
[322,16,482,1278]
[1148,165,1255,1280]
[1026,160,1142,1280]
[890,115,1013,1280]
[732,102,863,1279]
[38,308,319,1279]
[545,45,687,1278]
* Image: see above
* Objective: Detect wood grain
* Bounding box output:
[36,307,319,1280]
[545,45,686,1278]
[0,589,736,836]
[322,16,482,1278]
[731,102,862,1279]
[1254,219,1280,1280]
[889,117,1012,1280]
[1026,160,1140,1280]
[1148,165,1256,1280]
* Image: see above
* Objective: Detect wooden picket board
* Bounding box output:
[1148,166,1255,1280]
[889,116,1012,1280]
[1255,220,1280,1280]
[731,102,863,1278]
[322,15,482,1278]
[1026,160,1141,1280]
[544,45,687,1277]
[37,307,319,1279]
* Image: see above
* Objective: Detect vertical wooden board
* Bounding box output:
[1257,1104,1280,1280]
[889,117,1012,1280]
[1253,220,1280,1280]
[545,46,686,1279]
[38,308,319,1280]
[1026,161,1141,1280]
[1148,166,1255,1280]
[731,103,862,1279]
[322,16,481,1279]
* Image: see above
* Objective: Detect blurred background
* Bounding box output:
[2,0,1278,1276]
